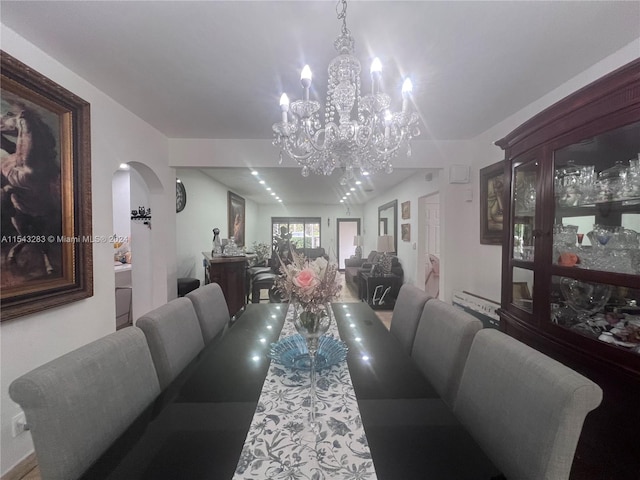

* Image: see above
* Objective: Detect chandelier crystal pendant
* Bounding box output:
[272,0,420,184]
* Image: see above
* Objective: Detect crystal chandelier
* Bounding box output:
[272,0,420,184]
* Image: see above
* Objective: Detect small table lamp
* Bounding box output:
[353,235,363,259]
[376,235,394,274]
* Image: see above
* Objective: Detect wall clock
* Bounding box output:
[176,180,187,213]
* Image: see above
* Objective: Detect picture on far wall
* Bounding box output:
[401,223,411,242]
[480,161,505,245]
[228,191,245,247]
[0,51,93,321]
[401,201,410,219]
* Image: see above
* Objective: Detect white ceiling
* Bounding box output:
[2,1,639,204]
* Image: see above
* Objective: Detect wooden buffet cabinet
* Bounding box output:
[496,58,640,477]
[202,253,247,316]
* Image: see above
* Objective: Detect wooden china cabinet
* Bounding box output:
[496,58,640,478]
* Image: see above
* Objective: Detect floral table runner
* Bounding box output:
[233,304,377,480]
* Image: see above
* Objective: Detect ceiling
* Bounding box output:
[196,166,431,205]
[2,1,639,204]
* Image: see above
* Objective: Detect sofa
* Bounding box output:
[344,250,403,298]
[296,247,329,261]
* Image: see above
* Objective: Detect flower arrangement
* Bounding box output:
[249,241,271,266]
[275,251,342,315]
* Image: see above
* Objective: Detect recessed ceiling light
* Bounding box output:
[346,192,351,196]
[251,170,258,175]
[278,199,283,203]
[362,171,370,176]
[176,178,182,183]
[119,163,129,170]
[271,192,276,196]
[259,180,265,184]
[350,187,355,191]
[275,196,280,200]
[266,187,272,191]
[340,199,344,203]
[355,180,362,185]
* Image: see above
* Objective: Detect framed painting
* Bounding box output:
[1,51,92,321]
[228,191,245,247]
[401,201,410,219]
[480,161,505,245]
[401,223,411,242]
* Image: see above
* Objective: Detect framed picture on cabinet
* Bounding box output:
[0,51,93,321]
[480,161,505,245]
[401,201,410,219]
[228,191,245,247]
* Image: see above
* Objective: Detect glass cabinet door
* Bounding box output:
[512,161,538,262]
[551,120,640,355]
[510,159,538,314]
[553,121,640,275]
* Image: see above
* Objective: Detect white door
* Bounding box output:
[424,194,440,298]
[336,219,360,269]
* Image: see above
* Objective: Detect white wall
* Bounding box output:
[363,171,442,289]
[129,167,153,320]
[175,168,259,286]
[0,26,176,475]
[112,169,131,240]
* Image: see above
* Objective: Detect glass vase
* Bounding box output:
[292,302,332,430]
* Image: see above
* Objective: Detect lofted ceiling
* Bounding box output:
[2,1,639,204]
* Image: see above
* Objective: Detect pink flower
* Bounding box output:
[293,268,319,292]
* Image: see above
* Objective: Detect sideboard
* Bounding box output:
[202,252,247,316]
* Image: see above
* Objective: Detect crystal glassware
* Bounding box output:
[596,160,628,202]
[292,302,332,430]
[560,278,612,320]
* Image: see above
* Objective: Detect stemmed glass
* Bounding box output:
[292,302,332,430]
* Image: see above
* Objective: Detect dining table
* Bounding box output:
[79,302,500,480]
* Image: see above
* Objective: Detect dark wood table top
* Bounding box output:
[79,302,499,480]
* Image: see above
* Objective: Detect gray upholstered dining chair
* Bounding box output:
[389,284,431,354]
[137,297,205,389]
[185,282,230,343]
[8,327,160,480]
[411,299,482,407]
[453,329,603,480]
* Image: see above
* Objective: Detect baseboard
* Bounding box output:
[1,452,37,480]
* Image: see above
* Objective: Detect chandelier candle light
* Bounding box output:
[272,0,420,184]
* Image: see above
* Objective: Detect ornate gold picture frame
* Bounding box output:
[1,52,93,321]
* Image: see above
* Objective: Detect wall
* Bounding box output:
[362,171,442,289]
[128,167,153,320]
[0,26,176,475]
[112,169,131,240]
[176,168,259,286]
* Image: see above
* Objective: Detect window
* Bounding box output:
[272,217,321,250]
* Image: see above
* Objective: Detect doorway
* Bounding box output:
[418,193,440,298]
[336,218,361,270]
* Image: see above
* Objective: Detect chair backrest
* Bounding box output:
[185,283,230,343]
[453,329,603,480]
[411,299,482,407]
[390,284,431,354]
[9,327,160,480]
[136,297,205,389]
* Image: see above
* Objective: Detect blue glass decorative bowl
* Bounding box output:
[268,334,348,370]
